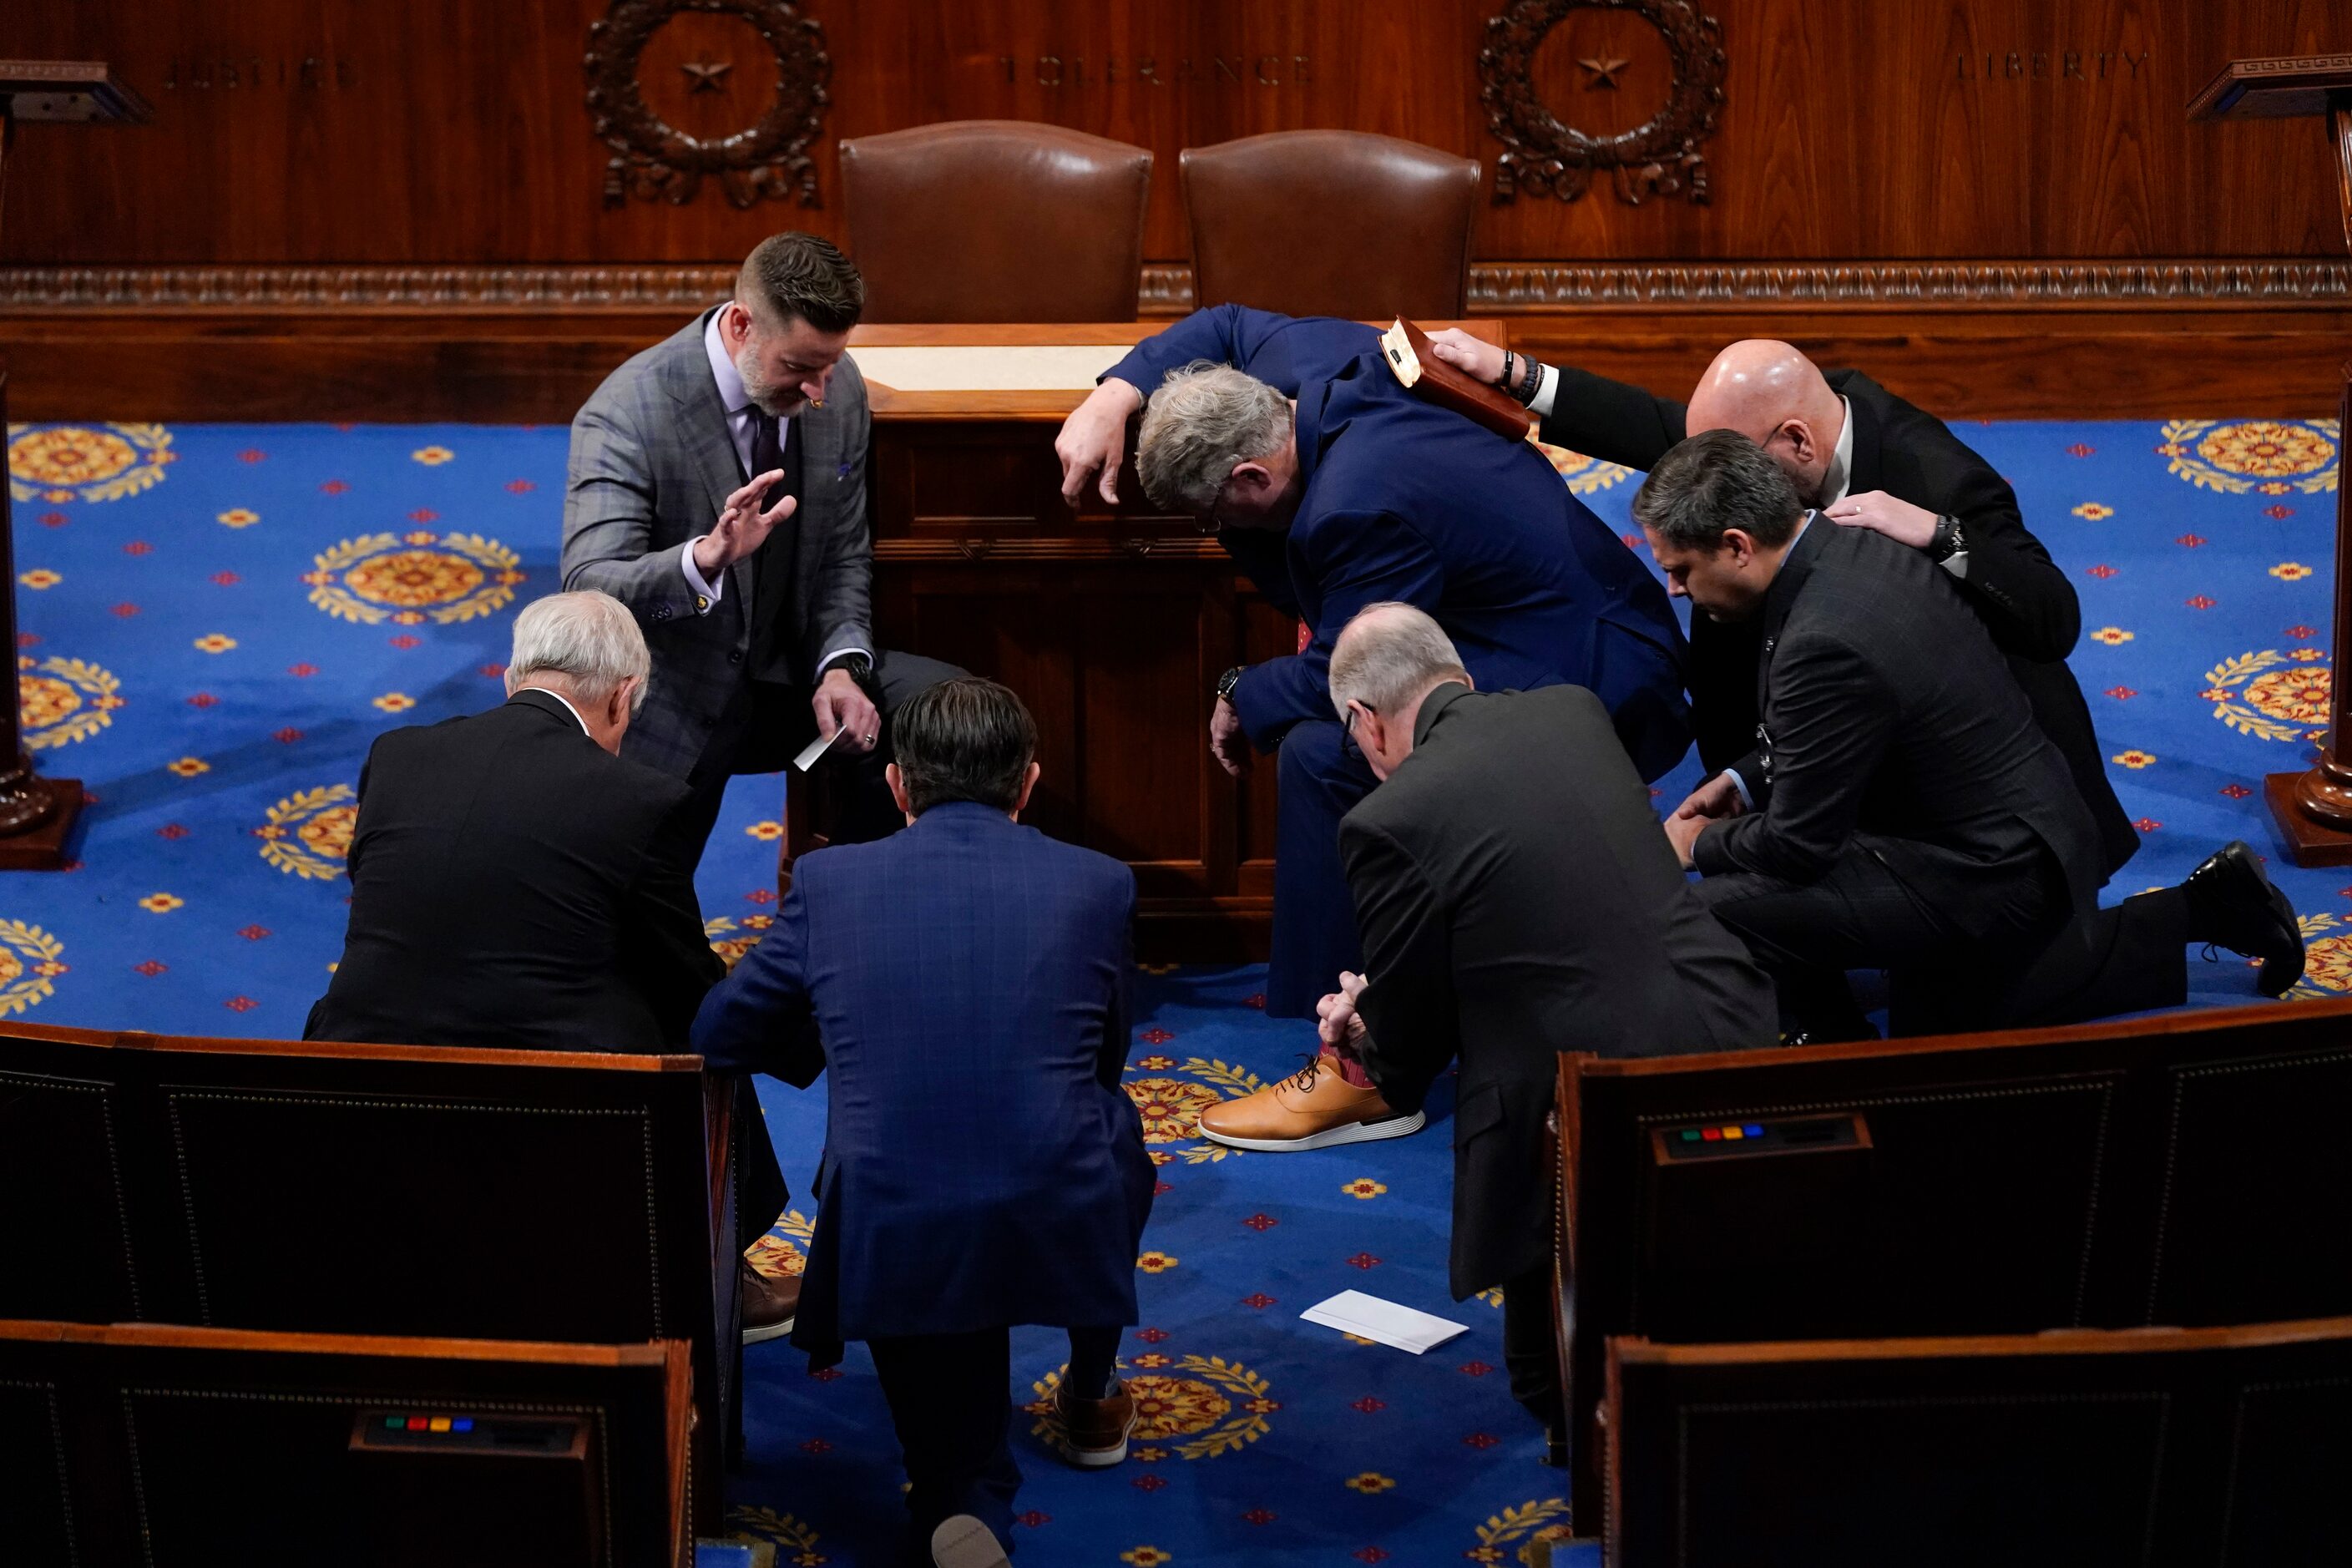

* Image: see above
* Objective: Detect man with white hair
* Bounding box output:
[1201,600,1773,1457]
[307,591,802,1341]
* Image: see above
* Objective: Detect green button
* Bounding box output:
[383,1415,402,1429]
[1681,1129,1700,1142]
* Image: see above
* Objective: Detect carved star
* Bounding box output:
[1576,55,1630,89]
[680,58,733,94]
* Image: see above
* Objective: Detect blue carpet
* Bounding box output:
[5,413,2341,1564]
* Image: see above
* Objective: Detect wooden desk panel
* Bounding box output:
[857,321,1503,960]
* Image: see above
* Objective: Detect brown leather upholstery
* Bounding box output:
[1181,130,1480,320]
[841,120,1153,322]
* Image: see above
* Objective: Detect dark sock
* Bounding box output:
[1067,1326,1122,1399]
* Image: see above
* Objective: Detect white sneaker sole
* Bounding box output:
[742,1314,795,1345]
[1198,1108,1426,1152]
[931,1514,1013,1568]
[1058,1434,1130,1468]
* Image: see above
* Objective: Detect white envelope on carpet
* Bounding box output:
[1301,1289,1470,1354]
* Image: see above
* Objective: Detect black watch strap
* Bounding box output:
[1928,515,1965,562]
[1216,665,1245,702]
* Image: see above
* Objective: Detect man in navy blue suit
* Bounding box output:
[690,677,1153,1566]
[1059,306,1688,1116]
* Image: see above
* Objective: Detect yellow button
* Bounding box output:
[1722,1126,1744,1141]
[428,1416,451,1433]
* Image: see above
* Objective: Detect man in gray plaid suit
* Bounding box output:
[563,231,961,864]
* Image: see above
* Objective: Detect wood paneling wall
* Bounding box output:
[8,0,2345,265]
[5,0,2349,419]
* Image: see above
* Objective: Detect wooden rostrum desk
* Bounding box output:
[841,321,1506,964]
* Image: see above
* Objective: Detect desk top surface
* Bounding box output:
[846,320,1507,419]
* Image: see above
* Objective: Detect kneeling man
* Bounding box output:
[1214,603,1773,1448]
[690,678,1155,1563]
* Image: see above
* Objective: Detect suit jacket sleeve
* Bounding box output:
[1228,509,1445,748]
[807,362,875,670]
[1537,364,1690,470]
[1891,412,2079,661]
[689,880,826,1086]
[619,794,727,1050]
[1343,817,1461,1115]
[1102,304,1299,395]
[1693,631,1896,884]
[560,393,706,627]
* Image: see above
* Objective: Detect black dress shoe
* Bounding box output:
[2181,840,2304,997]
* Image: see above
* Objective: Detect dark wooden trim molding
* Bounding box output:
[1467,259,2352,309]
[4,260,2345,315]
[0,265,741,309]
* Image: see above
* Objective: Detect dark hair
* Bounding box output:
[1631,427,1803,550]
[737,232,865,335]
[893,677,1038,815]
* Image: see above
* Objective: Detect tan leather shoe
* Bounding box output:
[741,1261,800,1345]
[1052,1378,1137,1468]
[1196,1053,1425,1151]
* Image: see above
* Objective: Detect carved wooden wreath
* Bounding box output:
[584,0,831,208]
[1479,0,1726,205]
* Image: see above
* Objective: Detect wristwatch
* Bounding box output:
[1216,665,1246,704]
[832,652,877,692]
[1927,515,1967,564]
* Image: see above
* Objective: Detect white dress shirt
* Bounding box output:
[523,685,594,738]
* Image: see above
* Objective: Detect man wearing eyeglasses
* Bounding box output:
[1072,310,1687,1110]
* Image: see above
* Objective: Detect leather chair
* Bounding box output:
[1181,130,1481,320]
[840,120,1153,321]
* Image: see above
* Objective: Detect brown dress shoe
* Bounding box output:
[1196,1053,1425,1151]
[741,1261,800,1345]
[1052,1378,1136,1468]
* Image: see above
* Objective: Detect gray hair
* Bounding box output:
[1328,602,1469,720]
[505,591,651,713]
[1136,362,1292,513]
[1631,427,1803,550]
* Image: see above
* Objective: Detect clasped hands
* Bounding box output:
[695,472,878,755]
[1664,771,1746,871]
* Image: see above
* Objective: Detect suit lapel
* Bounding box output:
[1754,517,1828,752]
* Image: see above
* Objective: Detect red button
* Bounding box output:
[1701,1127,1721,1141]
[407,1415,427,1431]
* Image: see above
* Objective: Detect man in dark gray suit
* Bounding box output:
[1306,602,1774,1461]
[563,231,960,860]
[1641,429,2298,1039]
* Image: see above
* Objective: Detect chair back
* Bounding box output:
[1606,1319,2352,1568]
[842,119,1154,321]
[0,1319,690,1567]
[1556,997,2352,1527]
[1181,129,1479,319]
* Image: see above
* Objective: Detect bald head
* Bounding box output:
[1682,340,1847,505]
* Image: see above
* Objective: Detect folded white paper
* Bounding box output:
[792,729,840,773]
[1301,1289,1470,1354]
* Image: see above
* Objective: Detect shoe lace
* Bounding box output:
[1280,1052,1326,1094]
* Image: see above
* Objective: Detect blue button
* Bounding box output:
[452,1417,474,1434]
[1743,1124,1763,1138]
